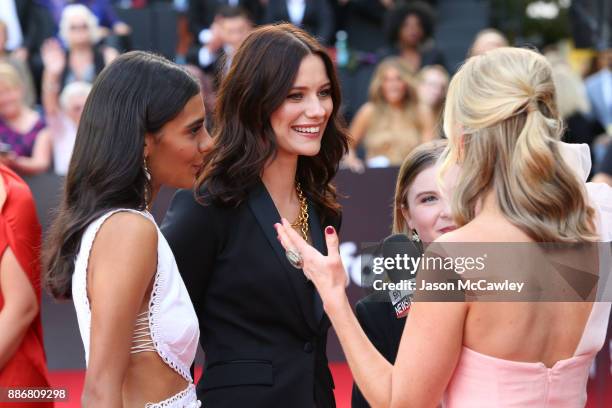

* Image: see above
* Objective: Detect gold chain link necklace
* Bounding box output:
[290,182,309,241]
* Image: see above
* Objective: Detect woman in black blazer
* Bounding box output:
[161,24,348,408]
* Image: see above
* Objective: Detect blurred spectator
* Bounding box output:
[42,40,91,175]
[188,6,254,84]
[585,48,612,135]
[54,5,118,89]
[343,57,422,172]
[265,0,334,45]
[341,0,389,54]
[0,20,36,108]
[547,50,597,150]
[382,1,445,73]
[42,0,131,35]
[0,63,51,175]
[188,0,263,44]
[593,142,612,186]
[416,64,447,141]
[0,164,51,403]
[1,0,56,62]
[468,28,508,57]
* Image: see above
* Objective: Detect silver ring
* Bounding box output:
[286,249,303,269]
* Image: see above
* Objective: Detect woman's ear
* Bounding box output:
[143,133,154,158]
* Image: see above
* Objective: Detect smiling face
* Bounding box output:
[401,164,456,242]
[381,66,408,105]
[145,94,213,189]
[269,54,333,159]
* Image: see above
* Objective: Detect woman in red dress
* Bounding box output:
[0,164,52,406]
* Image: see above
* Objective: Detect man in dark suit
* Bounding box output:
[186,6,253,87]
[161,183,341,407]
[188,0,263,42]
[264,0,335,45]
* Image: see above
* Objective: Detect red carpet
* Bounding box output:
[47,363,353,408]
[45,363,606,407]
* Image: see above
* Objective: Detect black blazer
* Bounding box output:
[264,0,335,45]
[161,182,340,408]
[351,296,406,408]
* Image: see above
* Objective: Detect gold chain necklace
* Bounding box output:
[290,182,309,241]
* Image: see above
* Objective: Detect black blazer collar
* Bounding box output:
[247,180,325,331]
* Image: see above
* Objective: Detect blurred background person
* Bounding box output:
[54,4,117,90]
[264,0,334,45]
[0,63,52,175]
[344,57,422,171]
[0,20,36,108]
[417,64,448,141]
[593,143,612,186]
[382,1,445,74]
[468,28,508,57]
[189,6,254,85]
[42,38,92,176]
[0,164,52,406]
[187,0,263,47]
[546,49,599,180]
[352,140,452,408]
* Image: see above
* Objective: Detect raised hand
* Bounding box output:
[274,218,347,307]
[41,39,66,77]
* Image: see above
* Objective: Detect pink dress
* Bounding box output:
[443,144,612,408]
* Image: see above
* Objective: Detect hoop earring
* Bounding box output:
[411,230,420,242]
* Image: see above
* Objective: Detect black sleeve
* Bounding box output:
[315,0,335,45]
[188,0,208,38]
[351,300,385,408]
[598,143,612,176]
[161,189,221,311]
[264,0,277,24]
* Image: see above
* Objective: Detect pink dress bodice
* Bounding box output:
[443,302,611,408]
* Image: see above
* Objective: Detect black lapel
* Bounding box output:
[247,180,319,331]
[308,200,325,325]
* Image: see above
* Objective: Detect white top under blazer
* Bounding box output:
[72,209,201,407]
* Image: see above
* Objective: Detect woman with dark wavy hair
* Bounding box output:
[44,51,211,407]
[162,23,348,408]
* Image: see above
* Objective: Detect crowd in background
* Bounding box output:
[0,0,611,182]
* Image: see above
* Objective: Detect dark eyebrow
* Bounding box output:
[290,82,332,91]
[185,117,205,129]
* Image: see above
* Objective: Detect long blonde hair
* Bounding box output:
[441,47,597,242]
[368,57,420,126]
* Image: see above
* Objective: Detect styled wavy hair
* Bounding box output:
[441,47,597,242]
[197,23,349,222]
[44,51,200,299]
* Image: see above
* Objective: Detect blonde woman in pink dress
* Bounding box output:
[275,47,612,408]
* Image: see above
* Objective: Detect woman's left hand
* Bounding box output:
[274,218,347,307]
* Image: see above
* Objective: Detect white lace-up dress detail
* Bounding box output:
[72,209,201,407]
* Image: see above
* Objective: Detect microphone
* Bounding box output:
[380,234,422,318]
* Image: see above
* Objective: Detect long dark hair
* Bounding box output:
[198,23,349,221]
[44,51,200,299]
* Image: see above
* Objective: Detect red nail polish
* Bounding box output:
[325,226,334,235]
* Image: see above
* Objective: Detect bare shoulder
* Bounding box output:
[357,102,376,119]
[92,211,158,259]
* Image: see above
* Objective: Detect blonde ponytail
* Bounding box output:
[441,47,597,242]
